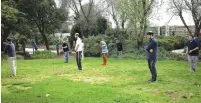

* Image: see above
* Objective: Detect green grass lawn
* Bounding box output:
[1,57,201,103]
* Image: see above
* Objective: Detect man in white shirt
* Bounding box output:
[74,33,83,70]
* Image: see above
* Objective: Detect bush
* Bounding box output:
[1,53,8,60]
[83,35,116,57]
[1,53,24,60]
[157,36,187,51]
[32,51,56,59]
[16,55,24,60]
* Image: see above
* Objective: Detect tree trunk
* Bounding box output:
[42,33,49,50]
[179,12,192,35]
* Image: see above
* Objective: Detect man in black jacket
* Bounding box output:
[62,40,69,63]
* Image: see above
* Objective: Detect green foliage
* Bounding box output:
[18,0,68,50]
[83,35,115,57]
[1,53,24,60]
[16,55,24,60]
[32,51,56,59]
[1,53,8,60]
[157,36,187,51]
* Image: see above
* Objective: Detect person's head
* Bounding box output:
[6,38,12,43]
[74,33,79,39]
[146,31,154,39]
[188,34,194,41]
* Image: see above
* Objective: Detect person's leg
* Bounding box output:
[101,53,104,65]
[151,60,157,81]
[188,55,193,71]
[12,57,16,76]
[192,56,198,71]
[102,53,107,66]
[147,59,153,80]
[78,51,82,69]
[8,57,16,76]
[65,51,68,63]
[57,48,59,56]
[104,53,107,65]
[120,51,123,59]
[76,52,79,69]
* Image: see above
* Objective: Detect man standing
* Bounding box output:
[33,41,38,51]
[99,40,108,66]
[74,33,83,70]
[116,40,123,59]
[62,40,69,63]
[144,31,158,82]
[187,35,199,72]
[56,40,60,56]
[4,38,17,77]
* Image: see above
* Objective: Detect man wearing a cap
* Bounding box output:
[4,38,17,77]
[144,31,158,82]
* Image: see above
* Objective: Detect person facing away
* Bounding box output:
[4,38,17,77]
[33,41,38,51]
[144,31,158,82]
[62,40,69,63]
[74,33,83,70]
[99,40,108,66]
[56,40,60,56]
[187,35,199,72]
[116,40,123,59]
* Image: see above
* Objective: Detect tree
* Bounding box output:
[1,0,19,50]
[96,16,108,34]
[117,0,155,48]
[18,0,68,50]
[170,0,201,36]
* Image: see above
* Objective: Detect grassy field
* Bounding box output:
[1,57,201,103]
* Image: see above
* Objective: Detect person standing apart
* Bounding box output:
[56,40,60,56]
[33,41,38,51]
[144,31,158,82]
[99,40,108,66]
[62,40,69,63]
[187,35,199,72]
[74,33,83,70]
[116,40,123,59]
[4,38,17,77]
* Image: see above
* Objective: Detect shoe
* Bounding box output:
[149,79,156,83]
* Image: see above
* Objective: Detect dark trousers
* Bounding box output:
[56,48,59,56]
[147,59,157,80]
[76,51,82,70]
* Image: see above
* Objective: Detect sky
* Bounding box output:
[56,0,194,27]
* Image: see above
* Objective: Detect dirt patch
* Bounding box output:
[59,74,111,84]
[72,76,111,84]
[52,69,65,75]
[165,92,179,98]
[15,85,32,90]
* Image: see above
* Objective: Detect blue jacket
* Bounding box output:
[5,42,16,57]
[188,40,199,56]
[145,38,158,61]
